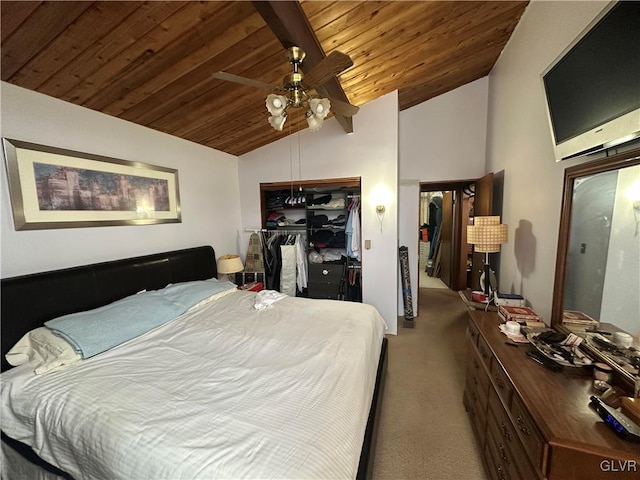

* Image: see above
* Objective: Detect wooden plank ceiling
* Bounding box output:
[1,1,528,157]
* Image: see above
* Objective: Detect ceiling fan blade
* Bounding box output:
[212,71,282,92]
[327,97,359,117]
[303,51,353,87]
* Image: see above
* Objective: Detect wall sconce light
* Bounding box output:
[376,204,386,232]
[217,254,244,282]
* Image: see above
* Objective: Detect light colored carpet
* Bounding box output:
[371,288,486,480]
[419,241,448,289]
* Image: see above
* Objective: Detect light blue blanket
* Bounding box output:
[45,279,236,358]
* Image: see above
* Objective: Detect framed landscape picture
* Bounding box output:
[2,138,181,230]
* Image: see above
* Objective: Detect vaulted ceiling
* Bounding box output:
[1,1,528,156]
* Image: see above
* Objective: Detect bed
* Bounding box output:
[1,246,388,480]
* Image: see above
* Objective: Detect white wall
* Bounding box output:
[1,82,242,277]
[398,77,489,314]
[485,0,612,321]
[238,92,399,333]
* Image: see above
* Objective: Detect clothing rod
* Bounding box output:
[244,227,307,234]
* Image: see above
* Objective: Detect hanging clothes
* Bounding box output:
[263,233,283,291]
[262,231,305,294]
[295,234,308,291]
[280,244,297,297]
[347,266,362,302]
[427,195,443,256]
[346,197,361,261]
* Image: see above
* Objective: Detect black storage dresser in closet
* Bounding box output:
[260,178,361,302]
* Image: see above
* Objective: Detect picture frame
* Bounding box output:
[2,138,181,230]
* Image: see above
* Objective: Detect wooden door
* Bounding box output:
[457,195,472,290]
[439,191,454,287]
[470,173,494,291]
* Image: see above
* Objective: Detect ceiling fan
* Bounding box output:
[212,46,359,132]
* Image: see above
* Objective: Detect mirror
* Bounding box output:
[552,147,640,389]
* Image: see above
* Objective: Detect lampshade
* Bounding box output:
[217,254,244,274]
[306,98,331,131]
[268,114,287,131]
[266,94,288,116]
[467,216,508,252]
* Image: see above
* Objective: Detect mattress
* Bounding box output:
[1,291,387,480]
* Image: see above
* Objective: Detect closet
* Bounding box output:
[260,177,361,301]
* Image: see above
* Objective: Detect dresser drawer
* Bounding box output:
[477,334,493,372]
[307,283,341,299]
[467,319,480,347]
[308,263,344,280]
[488,390,531,475]
[468,342,491,406]
[490,359,513,407]
[511,395,545,472]
[464,377,487,448]
[487,394,539,480]
[485,414,519,480]
[484,429,509,480]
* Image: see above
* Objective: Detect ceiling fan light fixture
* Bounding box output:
[306,114,324,131]
[309,98,331,118]
[266,94,288,116]
[268,113,287,131]
[306,97,331,131]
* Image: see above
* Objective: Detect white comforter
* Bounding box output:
[1,291,386,480]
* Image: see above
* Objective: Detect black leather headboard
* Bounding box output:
[1,245,216,371]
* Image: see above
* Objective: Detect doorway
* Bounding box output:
[418,174,494,292]
[418,191,448,289]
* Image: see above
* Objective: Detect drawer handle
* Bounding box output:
[500,422,511,441]
[498,443,509,464]
[496,465,506,480]
[516,415,531,436]
[494,374,505,390]
[479,346,488,358]
[473,359,480,370]
[322,269,329,275]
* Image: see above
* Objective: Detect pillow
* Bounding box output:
[45,291,183,359]
[44,279,238,359]
[182,280,238,311]
[5,327,81,374]
[159,278,237,310]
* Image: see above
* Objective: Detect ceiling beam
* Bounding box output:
[251,0,353,133]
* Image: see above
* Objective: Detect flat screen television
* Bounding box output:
[542,1,640,161]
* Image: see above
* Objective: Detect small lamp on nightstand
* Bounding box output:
[217,254,244,283]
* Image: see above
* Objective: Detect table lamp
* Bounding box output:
[217,254,244,282]
[467,216,508,298]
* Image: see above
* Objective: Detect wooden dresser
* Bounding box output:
[463,308,640,480]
